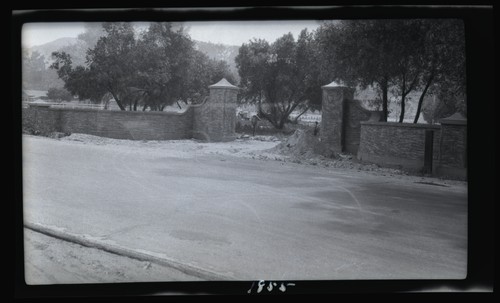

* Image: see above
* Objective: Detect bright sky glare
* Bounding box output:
[22,20,323,48]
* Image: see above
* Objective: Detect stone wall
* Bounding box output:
[23,105,195,140]
[22,78,239,142]
[344,99,375,154]
[358,122,441,171]
[22,104,59,135]
[435,114,467,179]
[439,125,467,167]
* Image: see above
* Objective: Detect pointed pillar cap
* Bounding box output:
[208,78,239,90]
[321,80,351,89]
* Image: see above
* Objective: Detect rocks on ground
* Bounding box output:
[268,128,409,176]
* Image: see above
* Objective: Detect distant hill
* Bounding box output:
[23,36,241,92]
[26,37,240,77]
[27,37,80,63]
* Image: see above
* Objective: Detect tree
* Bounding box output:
[132,22,188,110]
[236,30,321,129]
[186,51,236,105]
[47,87,73,102]
[388,20,428,123]
[412,20,466,123]
[50,22,138,110]
[316,20,399,122]
[316,19,466,124]
[51,22,236,111]
[77,23,105,49]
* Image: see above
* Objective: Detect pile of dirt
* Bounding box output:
[268,129,409,175]
[270,129,324,158]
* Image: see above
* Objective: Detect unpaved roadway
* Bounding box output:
[22,135,467,283]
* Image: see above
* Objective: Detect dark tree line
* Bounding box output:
[314,19,466,123]
[49,20,465,125]
[236,19,465,128]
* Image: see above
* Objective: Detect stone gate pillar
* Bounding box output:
[320,81,355,154]
[193,78,238,142]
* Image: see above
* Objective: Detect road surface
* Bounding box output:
[22,135,467,283]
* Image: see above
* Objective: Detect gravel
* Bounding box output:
[44,131,466,187]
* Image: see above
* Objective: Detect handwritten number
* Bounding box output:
[257,280,265,293]
[247,281,255,294]
[249,280,295,294]
[279,283,286,292]
[267,282,273,292]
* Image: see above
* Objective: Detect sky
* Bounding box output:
[22,20,323,48]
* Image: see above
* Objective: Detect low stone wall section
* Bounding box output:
[23,105,194,140]
[358,121,441,171]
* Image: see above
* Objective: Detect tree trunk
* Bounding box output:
[413,72,435,123]
[292,107,309,123]
[110,92,126,111]
[133,98,139,111]
[398,74,407,123]
[380,78,389,122]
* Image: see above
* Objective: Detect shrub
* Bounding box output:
[47,87,73,102]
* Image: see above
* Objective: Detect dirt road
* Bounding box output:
[24,228,201,284]
[22,134,467,283]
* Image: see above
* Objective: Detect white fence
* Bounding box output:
[26,101,105,110]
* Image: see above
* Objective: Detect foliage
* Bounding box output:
[315,19,466,123]
[416,20,466,123]
[235,30,321,129]
[47,87,73,102]
[194,41,240,81]
[316,20,411,122]
[50,22,235,111]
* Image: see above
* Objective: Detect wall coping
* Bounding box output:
[360,121,441,130]
[45,106,194,117]
[321,81,352,89]
[208,78,239,90]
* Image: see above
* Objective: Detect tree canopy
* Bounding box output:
[315,19,466,123]
[236,30,322,129]
[50,22,235,111]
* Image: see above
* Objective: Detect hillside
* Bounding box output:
[26,37,239,68]
[27,37,80,63]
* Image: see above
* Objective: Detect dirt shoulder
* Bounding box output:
[26,132,467,188]
[23,228,201,285]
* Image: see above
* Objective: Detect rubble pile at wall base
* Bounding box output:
[269,129,408,175]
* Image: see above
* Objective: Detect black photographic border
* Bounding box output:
[13,2,494,297]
